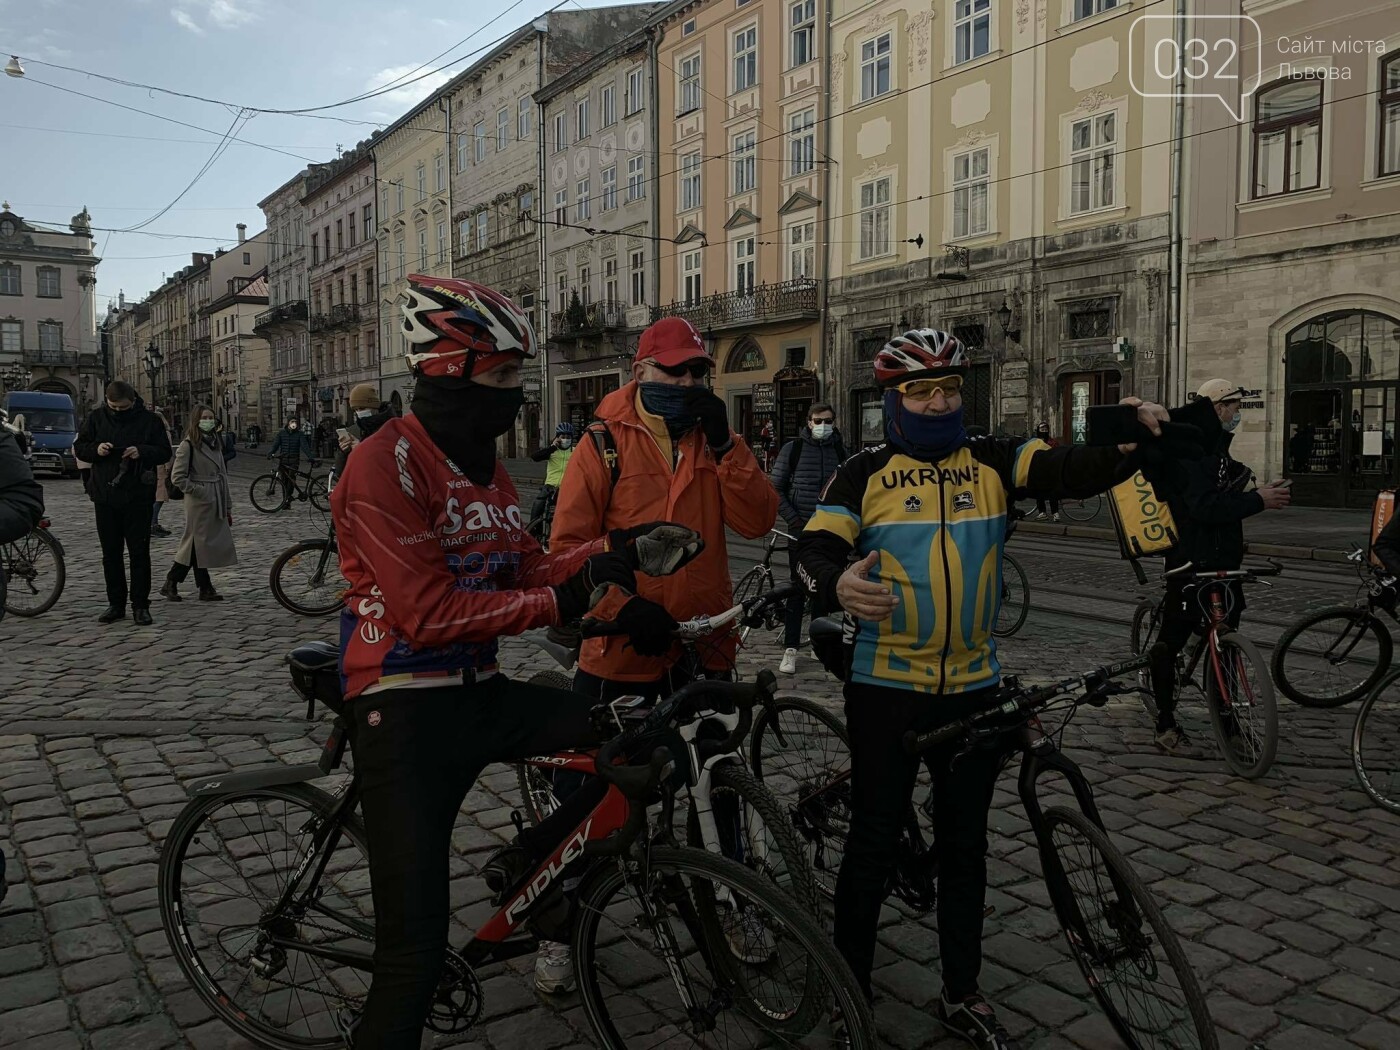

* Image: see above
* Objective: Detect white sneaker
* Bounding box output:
[779,648,798,674]
[724,904,777,964]
[1052,514,1061,523]
[534,940,576,994]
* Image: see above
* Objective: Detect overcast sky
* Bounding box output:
[1,0,611,313]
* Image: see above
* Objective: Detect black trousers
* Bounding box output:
[350,676,597,1049]
[1149,579,1245,730]
[94,501,154,610]
[834,681,1004,1003]
[168,550,212,592]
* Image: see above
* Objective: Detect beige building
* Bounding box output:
[825,0,1176,446]
[0,204,103,413]
[654,0,826,454]
[201,227,271,436]
[141,252,214,431]
[1183,0,1400,507]
[257,172,311,427]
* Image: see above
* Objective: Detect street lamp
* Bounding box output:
[997,295,1021,344]
[144,341,164,406]
[2,363,31,390]
[4,56,24,78]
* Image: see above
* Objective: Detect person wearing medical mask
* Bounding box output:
[331,383,397,484]
[527,422,577,545]
[160,405,237,603]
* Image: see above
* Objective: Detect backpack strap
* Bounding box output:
[785,437,803,486]
[586,420,620,491]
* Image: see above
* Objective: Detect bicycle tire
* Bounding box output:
[308,475,331,513]
[250,472,287,513]
[159,783,373,1050]
[1272,605,1392,708]
[2,528,65,617]
[1040,806,1218,1050]
[269,540,347,617]
[515,669,576,825]
[573,844,877,1048]
[733,565,773,645]
[749,694,851,899]
[1204,633,1278,780]
[993,551,1030,638]
[1130,599,1162,719]
[1059,493,1103,523]
[1353,669,1400,814]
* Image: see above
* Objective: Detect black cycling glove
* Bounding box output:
[613,595,678,657]
[683,388,734,454]
[609,521,705,576]
[552,551,636,623]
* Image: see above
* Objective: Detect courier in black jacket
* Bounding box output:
[1145,379,1291,754]
[73,381,173,625]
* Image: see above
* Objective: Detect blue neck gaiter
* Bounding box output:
[639,381,697,438]
[884,390,967,462]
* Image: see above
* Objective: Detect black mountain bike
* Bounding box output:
[1,517,65,617]
[269,520,347,617]
[250,463,329,514]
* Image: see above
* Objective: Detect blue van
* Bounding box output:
[2,390,79,477]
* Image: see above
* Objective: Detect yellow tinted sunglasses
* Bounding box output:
[896,376,963,400]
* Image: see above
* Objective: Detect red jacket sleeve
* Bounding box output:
[716,437,779,539]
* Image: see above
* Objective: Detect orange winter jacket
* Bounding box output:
[552,381,779,681]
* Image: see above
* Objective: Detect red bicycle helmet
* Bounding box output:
[400,274,537,380]
[873,329,968,387]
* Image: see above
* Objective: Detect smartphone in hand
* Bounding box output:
[1085,403,1144,447]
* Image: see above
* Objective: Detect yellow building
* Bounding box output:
[654,0,828,458]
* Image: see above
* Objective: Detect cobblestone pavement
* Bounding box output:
[3,473,1400,1049]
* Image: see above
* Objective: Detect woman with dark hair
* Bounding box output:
[160,404,238,602]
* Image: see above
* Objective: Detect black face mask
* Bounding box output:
[411,378,524,484]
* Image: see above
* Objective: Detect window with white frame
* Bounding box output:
[474,121,487,163]
[787,221,815,279]
[456,134,469,172]
[556,270,568,311]
[0,320,20,351]
[859,177,891,259]
[418,229,428,269]
[627,156,646,200]
[790,0,815,68]
[789,109,816,176]
[518,96,532,140]
[601,83,616,127]
[630,249,645,306]
[578,266,591,306]
[434,152,445,192]
[416,163,427,201]
[1251,77,1322,198]
[952,147,990,237]
[395,180,404,213]
[679,54,702,114]
[681,152,703,210]
[626,67,644,115]
[476,212,489,251]
[576,178,590,220]
[732,130,757,193]
[38,321,61,354]
[497,107,510,150]
[553,113,566,153]
[436,221,448,266]
[576,97,590,141]
[861,34,891,100]
[682,249,703,303]
[554,188,568,226]
[1069,111,1117,213]
[1383,54,1400,178]
[458,219,470,254]
[0,263,17,296]
[605,258,618,302]
[601,166,617,210]
[733,26,757,92]
[733,237,756,294]
[954,0,991,64]
[1073,0,1117,20]
[36,266,61,298]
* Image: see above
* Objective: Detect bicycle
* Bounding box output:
[157,645,877,1048]
[525,485,557,550]
[250,463,329,514]
[1058,492,1104,523]
[1271,546,1395,707]
[1130,560,1282,779]
[1353,667,1400,814]
[1,517,66,617]
[515,584,820,921]
[269,519,347,617]
[732,528,797,644]
[997,507,1030,638]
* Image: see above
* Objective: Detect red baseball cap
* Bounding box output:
[635,317,712,368]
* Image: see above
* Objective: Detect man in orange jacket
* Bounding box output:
[537,314,779,991]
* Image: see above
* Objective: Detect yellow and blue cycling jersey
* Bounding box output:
[795,437,1125,696]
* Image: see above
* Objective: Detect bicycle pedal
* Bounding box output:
[510,810,526,835]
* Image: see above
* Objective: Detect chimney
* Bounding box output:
[237,223,247,243]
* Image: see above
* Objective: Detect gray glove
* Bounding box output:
[609,522,705,577]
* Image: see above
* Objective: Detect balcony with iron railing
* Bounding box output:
[21,348,80,369]
[548,299,630,342]
[253,300,309,334]
[650,279,819,331]
[308,313,332,333]
[330,302,362,327]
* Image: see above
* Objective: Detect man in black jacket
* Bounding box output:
[73,381,173,625]
[0,426,45,618]
[330,384,396,483]
[268,417,316,509]
[1147,379,1291,754]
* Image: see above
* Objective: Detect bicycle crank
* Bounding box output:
[425,949,482,1034]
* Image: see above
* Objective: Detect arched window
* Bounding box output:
[1252,77,1322,198]
[724,337,766,373]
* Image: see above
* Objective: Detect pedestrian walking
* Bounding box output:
[1032,422,1062,521]
[73,380,173,625]
[150,407,175,537]
[159,405,237,603]
[267,417,316,508]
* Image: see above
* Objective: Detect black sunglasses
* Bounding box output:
[652,360,711,379]
[809,415,835,425]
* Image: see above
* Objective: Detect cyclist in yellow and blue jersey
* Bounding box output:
[795,328,1171,1050]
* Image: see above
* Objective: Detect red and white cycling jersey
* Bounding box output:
[332,413,601,700]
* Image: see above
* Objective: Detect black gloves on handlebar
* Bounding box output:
[608,521,705,577]
[552,551,636,623]
[613,596,678,657]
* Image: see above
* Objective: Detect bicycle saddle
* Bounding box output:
[287,642,345,715]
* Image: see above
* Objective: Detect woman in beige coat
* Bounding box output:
[160,405,238,601]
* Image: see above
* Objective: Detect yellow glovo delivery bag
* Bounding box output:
[1107,469,1180,559]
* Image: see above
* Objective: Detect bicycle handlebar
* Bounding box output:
[1162,558,1284,582]
[579,582,804,640]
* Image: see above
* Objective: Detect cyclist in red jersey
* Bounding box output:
[332,274,700,1048]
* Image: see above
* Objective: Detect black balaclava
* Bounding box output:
[411,376,524,485]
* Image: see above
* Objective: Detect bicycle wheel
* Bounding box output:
[307,475,331,513]
[2,528,65,617]
[1130,600,1163,719]
[1204,633,1278,780]
[250,472,288,513]
[269,541,348,617]
[158,784,374,1050]
[993,551,1030,638]
[749,695,851,899]
[574,844,877,1048]
[1272,606,1392,708]
[1041,806,1217,1050]
[1059,493,1103,523]
[1354,670,1400,814]
[514,668,576,825]
[733,565,773,645]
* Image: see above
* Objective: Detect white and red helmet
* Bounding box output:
[400,274,537,380]
[873,329,968,387]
